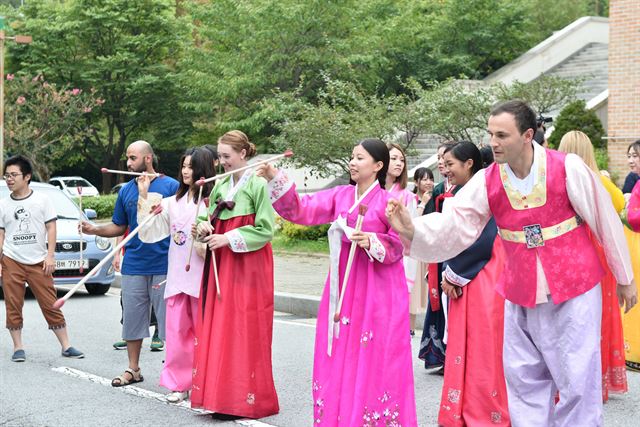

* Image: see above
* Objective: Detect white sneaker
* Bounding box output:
[166,391,189,403]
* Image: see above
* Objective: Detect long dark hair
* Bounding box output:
[351,138,390,188]
[413,167,434,194]
[386,142,408,189]
[175,147,216,203]
[443,141,483,177]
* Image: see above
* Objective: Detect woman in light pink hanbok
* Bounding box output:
[258,138,417,427]
[137,147,215,403]
[385,143,420,335]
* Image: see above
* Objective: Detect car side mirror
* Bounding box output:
[84,209,97,220]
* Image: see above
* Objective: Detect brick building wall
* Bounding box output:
[608,0,640,184]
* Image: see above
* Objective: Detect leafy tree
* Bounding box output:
[179,0,402,149]
[495,75,583,116]
[3,74,98,180]
[270,77,399,177]
[406,79,494,143]
[547,100,605,149]
[7,0,192,191]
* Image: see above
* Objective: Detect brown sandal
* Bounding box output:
[111,368,144,387]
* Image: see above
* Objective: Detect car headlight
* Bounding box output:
[95,236,111,251]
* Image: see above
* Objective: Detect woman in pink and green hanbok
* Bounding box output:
[258,138,417,427]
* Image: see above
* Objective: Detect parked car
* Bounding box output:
[49,176,100,198]
[111,182,126,194]
[0,180,115,297]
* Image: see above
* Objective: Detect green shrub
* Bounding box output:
[548,100,606,149]
[280,220,330,241]
[78,194,118,219]
[594,147,609,171]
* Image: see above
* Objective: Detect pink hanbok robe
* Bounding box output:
[388,184,418,292]
[138,193,206,393]
[269,172,418,427]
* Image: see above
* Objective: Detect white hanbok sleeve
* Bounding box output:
[565,154,634,285]
[409,170,492,263]
[137,193,171,243]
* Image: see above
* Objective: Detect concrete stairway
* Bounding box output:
[546,42,608,104]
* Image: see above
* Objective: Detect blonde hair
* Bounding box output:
[386,142,408,189]
[557,130,598,173]
[218,130,257,158]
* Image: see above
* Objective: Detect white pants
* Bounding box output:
[503,285,603,427]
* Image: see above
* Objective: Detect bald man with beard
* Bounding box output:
[82,140,179,387]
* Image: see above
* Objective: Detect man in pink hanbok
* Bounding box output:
[387,101,637,426]
[259,138,417,427]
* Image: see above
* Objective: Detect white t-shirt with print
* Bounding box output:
[0,190,57,265]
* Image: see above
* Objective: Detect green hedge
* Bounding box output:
[78,194,118,219]
[276,217,330,241]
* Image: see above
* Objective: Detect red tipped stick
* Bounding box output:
[101,168,161,177]
[333,204,368,322]
[53,205,163,309]
[186,178,206,272]
[197,150,294,186]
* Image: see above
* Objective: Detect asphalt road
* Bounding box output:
[1,288,639,426]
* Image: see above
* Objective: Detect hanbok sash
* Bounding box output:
[326,181,377,356]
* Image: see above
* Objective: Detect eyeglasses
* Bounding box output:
[3,173,23,180]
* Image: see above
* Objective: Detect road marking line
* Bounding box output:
[52,367,279,426]
[274,318,316,329]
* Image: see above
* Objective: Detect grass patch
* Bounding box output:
[271,233,329,254]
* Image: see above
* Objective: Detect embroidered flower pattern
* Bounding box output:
[341,316,350,325]
[314,397,325,424]
[362,400,401,427]
[447,388,461,404]
[173,230,187,246]
[268,171,293,202]
[226,230,249,252]
[246,393,255,405]
[454,356,462,365]
[368,234,386,263]
[491,412,502,424]
[360,330,374,347]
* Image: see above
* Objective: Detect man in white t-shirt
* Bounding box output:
[0,155,84,362]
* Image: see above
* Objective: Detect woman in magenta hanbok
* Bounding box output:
[436,142,509,426]
[258,138,417,427]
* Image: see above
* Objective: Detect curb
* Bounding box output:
[112,274,425,330]
[274,291,321,318]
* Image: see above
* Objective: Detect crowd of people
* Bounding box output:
[1,99,639,426]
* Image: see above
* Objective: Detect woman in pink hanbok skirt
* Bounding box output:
[258,138,417,426]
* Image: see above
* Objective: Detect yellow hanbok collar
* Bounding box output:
[498,145,547,210]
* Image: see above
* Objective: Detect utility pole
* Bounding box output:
[0,16,32,175]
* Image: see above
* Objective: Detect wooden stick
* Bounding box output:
[52,205,163,309]
[185,180,205,272]
[77,186,84,274]
[212,247,221,299]
[333,204,368,322]
[196,150,293,186]
[101,168,162,177]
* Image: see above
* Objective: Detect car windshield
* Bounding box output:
[62,179,92,187]
[0,185,81,220]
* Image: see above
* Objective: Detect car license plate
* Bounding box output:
[56,259,89,270]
